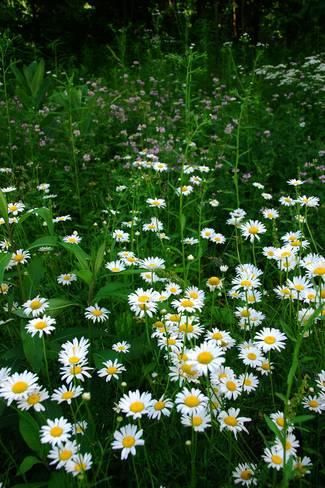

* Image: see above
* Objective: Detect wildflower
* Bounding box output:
[239,373,259,394]
[72,421,88,436]
[165,282,182,295]
[274,432,300,457]
[210,233,226,244]
[172,296,203,314]
[175,387,208,415]
[241,220,266,242]
[238,345,263,368]
[85,304,110,323]
[23,296,49,317]
[25,315,56,337]
[262,208,279,220]
[176,185,193,196]
[142,217,163,232]
[294,456,313,477]
[105,260,126,273]
[40,417,72,446]
[51,385,84,404]
[302,395,325,413]
[279,195,295,206]
[139,257,165,270]
[287,178,304,186]
[218,408,251,438]
[206,276,223,291]
[147,396,173,420]
[7,202,25,215]
[297,195,319,207]
[112,229,129,242]
[57,273,77,285]
[254,328,287,352]
[201,228,216,239]
[0,371,39,405]
[220,376,243,400]
[146,198,166,208]
[128,288,160,317]
[48,440,79,469]
[112,341,131,353]
[187,342,225,376]
[262,447,284,470]
[60,364,92,384]
[98,360,126,381]
[16,386,49,412]
[63,231,82,244]
[118,390,152,419]
[59,337,90,366]
[232,463,257,486]
[65,453,93,476]
[8,249,31,267]
[112,424,144,460]
[181,407,211,432]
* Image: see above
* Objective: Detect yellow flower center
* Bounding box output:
[130,401,145,413]
[30,300,42,310]
[154,401,166,411]
[313,266,325,276]
[111,267,120,272]
[35,320,46,330]
[184,395,200,407]
[74,462,87,472]
[197,351,213,364]
[192,416,203,427]
[122,436,136,448]
[208,277,220,286]
[224,415,237,426]
[107,366,118,374]
[181,186,188,192]
[281,251,291,258]
[261,361,270,370]
[9,204,18,212]
[138,295,149,303]
[50,426,63,437]
[291,239,301,247]
[180,299,194,308]
[294,284,305,291]
[244,378,252,386]
[92,309,103,317]
[275,417,284,428]
[169,314,180,322]
[247,352,257,360]
[12,381,28,394]
[285,440,292,451]
[308,399,319,408]
[167,338,177,345]
[71,366,82,375]
[62,391,74,400]
[240,280,252,287]
[226,381,237,391]
[179,323,194,333]
[271,454,282,465]
[264,335,276,345]
[181,363,196,376]
[212,332,223,340]
[188,291,199,299]
[241,309,250,318]
[59,449,72,461]
[248,225,259,234]
[14,253,24,262]
[69,356,80,364]
[27,393,41,405]
[240,470,252,480]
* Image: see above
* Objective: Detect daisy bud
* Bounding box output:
[187,254,194,261]
[82,392,91,401]
[121,382,127,388]
[185,440,192,446]
[116,416,123,423]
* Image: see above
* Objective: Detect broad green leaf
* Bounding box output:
[94,241,106,276]
[76,269,93,285]
[33,207,54,235]
[17,455,41,475]
[291,414,315,424]
[0,252,11,282]
[47,298,79,316]
[95,281,129,302]
[264,414,284,443]
[21,326,43,372]
[28,236,58,250]
[60,242,90,270]
[0,190,8,224]
[19,412,42,453]
[93,350,120,368]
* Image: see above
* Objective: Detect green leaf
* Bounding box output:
[291,414,315,424]
[60,242,90,270]
[76,269,93,285]
[264,414,284,442]
[28,236,58,250]
[33,207,54,235]
[180,213,186,232]
[21,326,43,372]
[47,298,79,316]
[94,242,106,276]
[93,350,120,368]
[17,455,41,475]
[0,252,11,282]
[95,281,129,302]
[0,190,8,224]
[19,412,42,453]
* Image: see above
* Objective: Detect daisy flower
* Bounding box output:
[7,202,25,215]
[262,446,284,470]
[105,260,126,273]
[232,463,257,486]
[60,364,92,384]
[8,249,31,267]
[206,276,223,291]
[59,337,90,366]
[63,231,82,244]
[0,370,39,405]
[175,387,208,415]
[302,395,325,413]
[51,385,84,404]
[142,217,163,232]
[153,162,167,172]
[181,407,211,432]
[85,304,110,323]
[274,432,300,458]
[57,273,77,286]
[128,288,160,317]
[294,456,313,477]
[287,178,304,186]
[279,195,295,206]
[98,359,126,381]
[187,342,225,375]
[254,328,287,352]
[72,421,88,436]
[16,386,49,412]
[239,373,259,394]
[146,198,166,208]
[25,315,56,337]
[112,424,144,460]
[118,390,152,419]
[262,208,279,220]
[40,417,72,446]
[65,452,93,476]
[23,296,49,317]
[139,257,165,270]
[112,341,131,354]
[112,229,129,242]
[297,195,319,207]
[304,257,325,280]
[48,440,79,469]
[218,408,251,439]
[220,376,243,400]
[176,185,193,196]
[241,220,266,242]
[210,233,226,244]
[172,297,203,314]
[238,345,263,368]
[165,282,182,295]
[147,396,173,420]
[200,228,216,239]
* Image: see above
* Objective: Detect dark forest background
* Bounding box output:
[1,1,324,69]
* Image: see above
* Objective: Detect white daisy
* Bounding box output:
[40,417,72,446]
[112,424,144,460]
